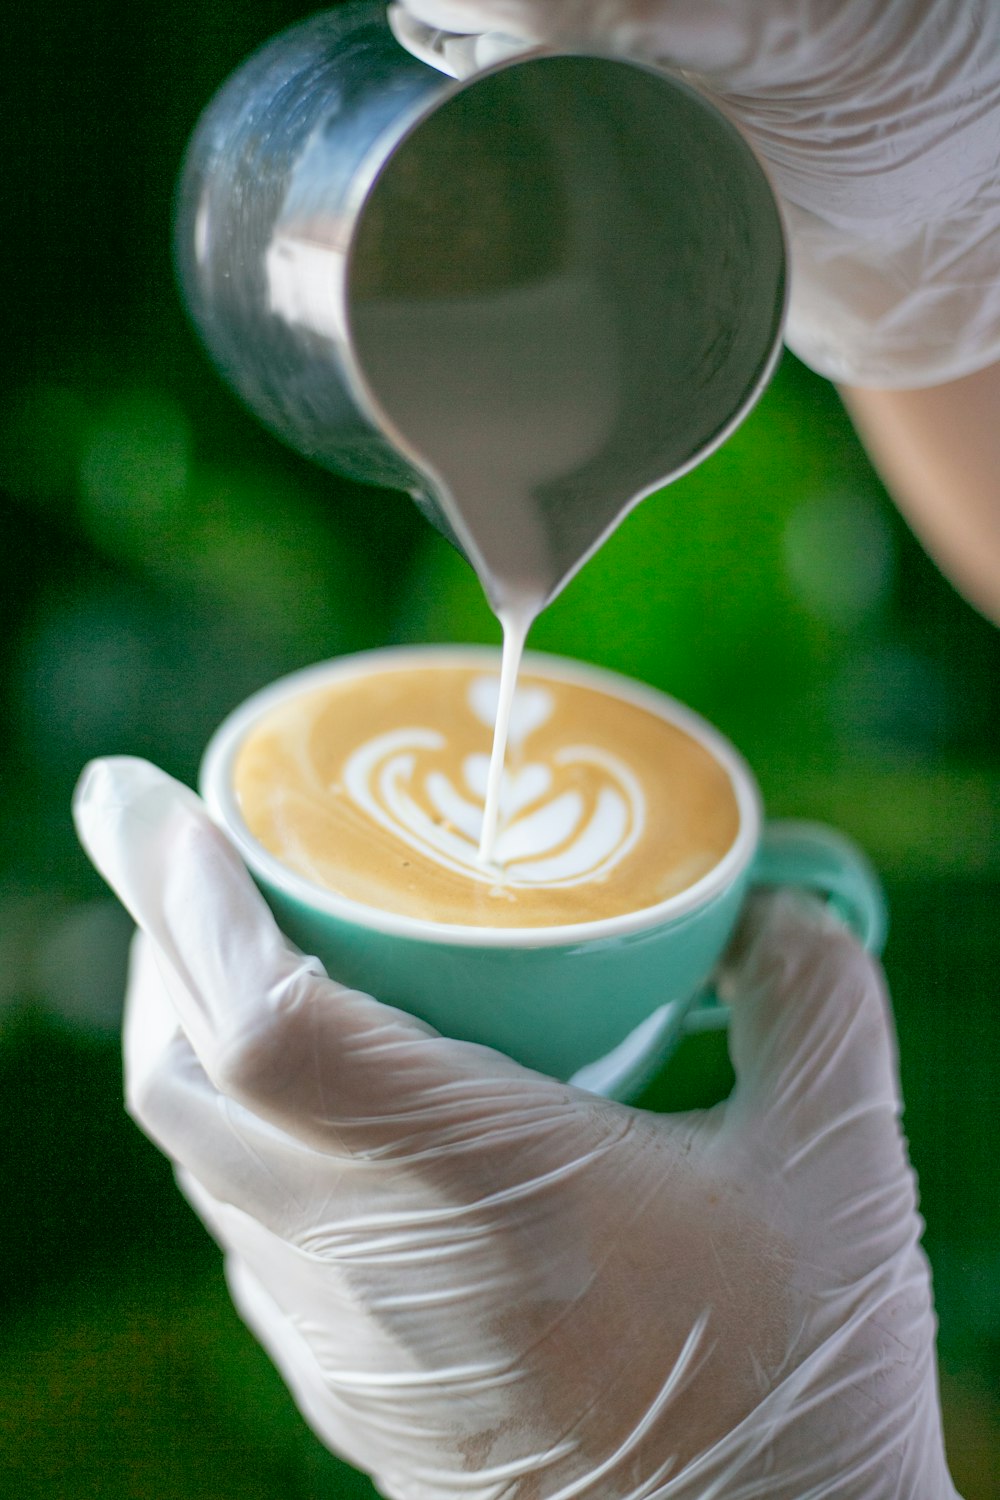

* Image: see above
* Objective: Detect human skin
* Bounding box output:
[843,364,1000,625]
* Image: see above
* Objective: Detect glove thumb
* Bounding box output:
[717,890,903,1151]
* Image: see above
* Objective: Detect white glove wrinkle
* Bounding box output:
[391,0,1000,386]
[531,1310,710,1500]
[85,751,958,1496]
[225,1254,434,1483]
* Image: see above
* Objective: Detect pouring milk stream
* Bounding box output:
[173,2,787,874]
[337,30,786,872]
[348,266,625,866]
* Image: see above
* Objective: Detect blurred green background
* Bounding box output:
[2,2,998,1495]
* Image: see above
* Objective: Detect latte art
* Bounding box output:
[232,662,740,926]
[342,679,644,888]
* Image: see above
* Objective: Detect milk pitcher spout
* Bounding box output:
[175,0,786,614]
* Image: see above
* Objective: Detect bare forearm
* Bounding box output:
[840,364,1000,625]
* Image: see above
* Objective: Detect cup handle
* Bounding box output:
[682,819,887,1034]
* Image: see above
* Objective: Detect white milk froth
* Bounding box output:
[342,674,644,887]
[232,663,741,927]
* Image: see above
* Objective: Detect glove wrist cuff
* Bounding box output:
[784,203,1000,389]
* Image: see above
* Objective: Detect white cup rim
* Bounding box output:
[200,646,762,948]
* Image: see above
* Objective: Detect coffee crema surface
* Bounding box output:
[232,665,740,927]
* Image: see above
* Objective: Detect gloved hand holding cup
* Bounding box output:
[74,732,956,1498]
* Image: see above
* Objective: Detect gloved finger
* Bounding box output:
[388,4,532,76]
[124,930,338,1229]
[74,755,326,1072]
[717,892,922,1278]
[121,928,185,1124]
[75,757,550,1158]
[181,1170,450,1483]
[125,929,493,1235]
[223,1252,382,1478]
[717,890,904,1152]
[395,0,767,76]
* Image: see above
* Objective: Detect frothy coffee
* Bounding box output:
[232,662,740,927]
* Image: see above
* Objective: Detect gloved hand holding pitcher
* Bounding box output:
[75,0,1000,1493]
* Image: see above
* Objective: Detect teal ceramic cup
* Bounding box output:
[200,648,885,1102]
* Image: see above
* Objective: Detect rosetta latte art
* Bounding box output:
[342,677,645,886]
[232,660,741,926]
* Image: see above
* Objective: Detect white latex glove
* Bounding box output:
[74,755,957,1499]
[389,0,1000,390]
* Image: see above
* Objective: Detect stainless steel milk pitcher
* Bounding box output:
[175,1,787,613]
